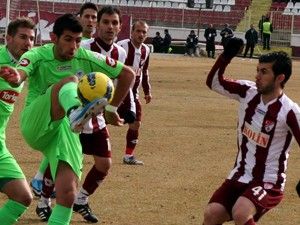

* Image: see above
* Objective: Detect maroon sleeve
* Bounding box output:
[142,55,151,95]
[286,109,300,146]
[206,54,231,89]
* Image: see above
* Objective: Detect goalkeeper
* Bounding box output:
[203,37,300,225]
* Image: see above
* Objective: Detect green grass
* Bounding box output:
[253,44,292,57]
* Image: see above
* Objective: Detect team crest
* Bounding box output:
[19,58,30,67]
[264,120,275,132]
[105,56,117,68]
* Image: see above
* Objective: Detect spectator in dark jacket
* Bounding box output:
[243,24,258,58]
[220,23,233,47]
[152,31,163,53]
[162,29,172,53]
[204,24,217,58]
[185,30,199,56]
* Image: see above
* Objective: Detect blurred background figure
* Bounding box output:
[162,29,172,53]
[220,23,233,48]
[204,24,217,58]
[243,24,258,59]
[262,17,273,50]
[185,30,199,57]
[152,31,163,53]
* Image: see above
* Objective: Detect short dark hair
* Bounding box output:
[259,51,292,88]
[97,5,121,23]
[79,2,98,17]
[53,14,83,38]
[7,17,35,36]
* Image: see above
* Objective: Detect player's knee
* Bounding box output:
[94,158,111,173]
[232,210,250,225]
[203,206,216,224]
[130,121,141,130]
[61,189,77,206]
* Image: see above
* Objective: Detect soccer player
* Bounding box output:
[117,20,152,165]
[79,2,98,40]
[0,17,35,225]
[35,5,130,223]
[73,6,128,223]
[30,0,99,200]
[0,13,134,225]
[203,38,300,225]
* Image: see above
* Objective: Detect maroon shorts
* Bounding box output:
[209,179,283,221]
[79,127,111,158]
[118,98,142,122]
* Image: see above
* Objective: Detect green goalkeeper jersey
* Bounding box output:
[16,43,123,107]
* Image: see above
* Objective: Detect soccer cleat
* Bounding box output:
[69,98,108,132]
[30,179,42,197]
[30,178,56,198]
[73,203,99,223]
[123,156,144,165]
[36,205,52,222]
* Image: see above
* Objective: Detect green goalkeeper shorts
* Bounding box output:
[20,86,83,180]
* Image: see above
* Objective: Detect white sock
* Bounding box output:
[74,188,89,205]
[38,196,51,208]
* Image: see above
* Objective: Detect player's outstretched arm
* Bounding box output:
[0,66,26,86]
[296,180,300,197]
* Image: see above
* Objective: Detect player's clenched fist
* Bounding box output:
[296,180,300,197]
[0,66,21,85]
[223,37,244,60]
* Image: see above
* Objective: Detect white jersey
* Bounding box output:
[117,39,151,99]
[80,38,127,133]
[207,56,300,191]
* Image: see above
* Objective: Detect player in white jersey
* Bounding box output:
[117,20,152,165]
[73,6,129,223]
[203,38,300,225]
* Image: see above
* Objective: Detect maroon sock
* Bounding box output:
[41,165,54,198]
[82,166,107,195]
[244,218,256,225]
[125,129,138,155]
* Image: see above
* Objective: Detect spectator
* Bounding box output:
[162,29,172,53]
[243,24,258,58]
[185,30,199,56]
[220,23,233,48]
[204,24,217,58]
[262,17,273,50]
[152,31,163,53]
[258,15,266,42]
